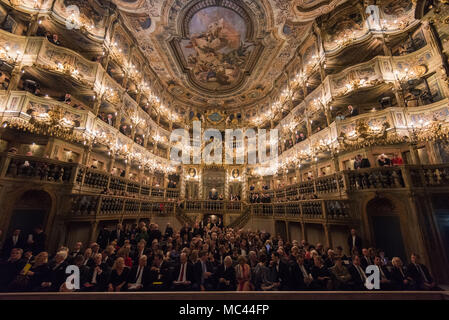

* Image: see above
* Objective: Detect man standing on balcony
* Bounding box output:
[347,229,362,256]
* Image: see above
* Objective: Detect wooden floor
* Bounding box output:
[0,291,448,300]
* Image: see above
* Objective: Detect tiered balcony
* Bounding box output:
[250,199,353,224]
[0,152,180,199]
[67,194,176,221]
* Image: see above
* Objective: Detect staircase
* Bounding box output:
[228,205,251,230]
[175,206,195,226]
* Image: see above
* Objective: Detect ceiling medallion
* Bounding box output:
[170,0,263,95]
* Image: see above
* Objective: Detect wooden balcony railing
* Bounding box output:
[0,152,79,184]
[0,153,180,200]
[250,199,352,221]
[183,200,243,213]
[249,164,449,201]
[68,194,176,219]
[249,173,344,199]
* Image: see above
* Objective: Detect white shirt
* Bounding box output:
[135,266,144,285]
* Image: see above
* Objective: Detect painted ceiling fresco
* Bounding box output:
[179,6,254,91]
[110,0,348,108]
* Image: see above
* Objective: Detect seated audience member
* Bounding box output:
[407,253,438,290]
[131,241,149,265]
[235,255,253,291]
[253,253,273,291]
[25,252,51,292]
[47,251,69,292]
[83,253,110,292]
[172,252,195,291]
[216,256,237,291]
[82,248,94,268]
[360,248,372,270]
[310,256,333,290]
[195,250,215,291]
[127,255,150,291]
[374,256,392,290]
[330,256,352,290]
[149,253,170,291]
[269,252,289,291]
[390,257,414,290]
[348,255,367,290]
[0,248,27,291]
[108,257,129,292]
[68,241,83,263]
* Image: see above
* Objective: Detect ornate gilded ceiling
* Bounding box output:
[112,0,347,109]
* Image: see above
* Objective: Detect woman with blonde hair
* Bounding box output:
[116,247,133,268]
[107,257,129,292]
[235,255,254,291]
[27,252,51,291]
[10,251,50,292]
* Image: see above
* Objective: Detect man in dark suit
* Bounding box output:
[347,229,362,255]
[374,256,392,290]
[83,253,110,292]
[47,251,69,292]
[96,226,110,249]
[127,255,151,291]
[109,223,125,247]
[407,253,438,290]
[180,223,191,241]
[164,223,174,239]
[73,255,90,291]
[131,241,150,265]
[269,252,290,291]
[216,256,237,291]
[288,255,306,290]
[148,224,162,244]
[171,253,195,291]
[194,250,215,291]
[348,255,367,290]
[26,225,46,255]
[148,253,170,291]
[360,248,372,270]
[0,248,27,291]
[68,241,83,264]
[2,229,25,258]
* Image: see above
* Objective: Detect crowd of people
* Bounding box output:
[0,223,440,293]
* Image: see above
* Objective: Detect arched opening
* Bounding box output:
[366,197,406,261]
[7,190,52,237]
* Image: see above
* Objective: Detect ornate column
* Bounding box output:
[82,145,93,166]
[7,66,23,92]
[107,154,115,173]
[423,21,449,97]
[26,14,40,36]
[225,168,230,200]
[198,167,203,200]
[124,160,131,179]
[180,167,186,199]
[242,166,248,201]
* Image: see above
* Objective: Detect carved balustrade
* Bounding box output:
[68,194,176,219]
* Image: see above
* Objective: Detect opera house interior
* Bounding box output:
[0,0,449,299]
